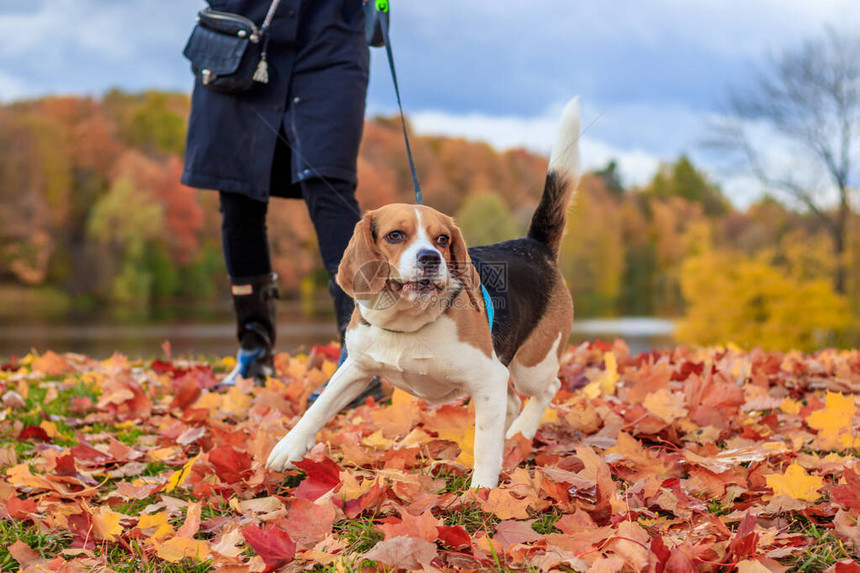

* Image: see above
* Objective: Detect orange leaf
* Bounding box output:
[379,508,441,542]
[156,536,211,563]
[483,488,531,520]
[91,506,124,541]
[363,536,438,570]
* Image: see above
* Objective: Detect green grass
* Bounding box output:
[0,518,214,572]
[442,500,499,535]
[434,466,471,495]
[333,514,384,554]
[786,515,858,572]
[530,507,564,535]
[0,520,71,571]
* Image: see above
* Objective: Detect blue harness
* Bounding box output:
[480,283,494,333]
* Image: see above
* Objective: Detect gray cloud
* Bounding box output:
[0,0,856,205]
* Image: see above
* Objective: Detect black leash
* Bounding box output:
[375,3,424,205]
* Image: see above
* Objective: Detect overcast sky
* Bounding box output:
[1,0,858,206]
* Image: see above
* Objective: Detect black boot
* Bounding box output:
[220,273,279,387]
[307,270,386,408]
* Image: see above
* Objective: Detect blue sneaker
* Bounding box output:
[217,346,274,389]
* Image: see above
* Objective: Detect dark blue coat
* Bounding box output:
[181,0,369,201]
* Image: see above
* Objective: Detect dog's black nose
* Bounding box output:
[417,249,441,270]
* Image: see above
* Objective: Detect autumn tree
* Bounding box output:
[645,155,729,216]
[558,174,625,316]
[678,248,849,351]
[455,192,524,247]
[712,29,860,294]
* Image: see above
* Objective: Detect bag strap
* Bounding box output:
[260,0,282,35]
[252,0,282,83]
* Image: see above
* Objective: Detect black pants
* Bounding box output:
[220,177,361,278]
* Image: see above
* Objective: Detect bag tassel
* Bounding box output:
[254,55,269,83]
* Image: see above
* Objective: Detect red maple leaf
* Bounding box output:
[17,426,50,442]
[208,446,252,484]
[293,457,341,501]
[242,523,296,572]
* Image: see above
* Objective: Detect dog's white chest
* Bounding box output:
[347,315,484,402]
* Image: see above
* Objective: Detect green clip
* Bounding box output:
[375,0,389,12]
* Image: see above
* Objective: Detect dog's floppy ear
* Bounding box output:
[336,213,389,299]
[448,221,482,308]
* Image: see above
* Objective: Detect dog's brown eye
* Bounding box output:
[436,235,450,248]
[385,230,406,243]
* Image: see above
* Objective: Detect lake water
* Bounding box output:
[0,303,676,361]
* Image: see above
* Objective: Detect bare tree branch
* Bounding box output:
[708,28,860,293]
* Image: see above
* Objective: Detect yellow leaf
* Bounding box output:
[339,473,375,501]
[391,387,413,407]
[195,392,222,412]
[726,342,744,354]
[643,388,688,423]
[147,446,182,463]
[156,536,210,563]
[362,429,393,449]
[765,463,823,502]
[585,352,619,398]
[437,424,475,467]
[539,407,558,426]
[6,463,53,490]
[320,360,338,379]
[39,420,58,438]
[165,454,199,493]
[807,392,856,450]
[582,380,601,399]
[221,386,252,415]
[92,506,124,541]
[137,512,175,541]
[399,428,433,448]
[220,356,236,369]
[779,398,801,415]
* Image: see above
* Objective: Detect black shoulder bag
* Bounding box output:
[183,0,282,94]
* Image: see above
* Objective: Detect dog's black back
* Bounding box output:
[469,238,559,365]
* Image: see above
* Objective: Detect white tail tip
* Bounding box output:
[548,97,580,180]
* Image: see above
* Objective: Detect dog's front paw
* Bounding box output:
[469,472,499,490]
[265,433,315,472]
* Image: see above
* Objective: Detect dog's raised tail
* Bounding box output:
[527,97,580,258]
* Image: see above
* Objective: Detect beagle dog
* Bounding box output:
[267,98,580,488]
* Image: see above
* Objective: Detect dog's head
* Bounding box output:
[336,204,480,325]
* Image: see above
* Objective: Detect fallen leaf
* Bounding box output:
[242,524,296,573]
[807,392,856,450]
[281,498,337,548]
[137,512,174,541]
[765,463,824,502]
[363,535,438,570]
[156,536,211,563]
[643,388,688,423]
[7,540,48,569]
[483,488,532,520]
[493,519,541,549]
[379,508,441,542]
[294,457,342,501]
[91,506,124,541]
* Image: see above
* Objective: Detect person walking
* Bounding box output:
[181,0,383,403]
